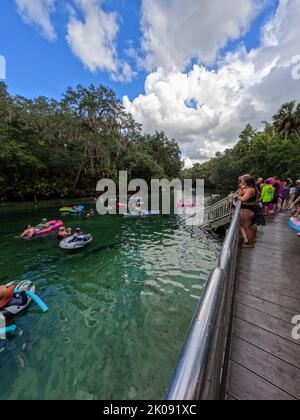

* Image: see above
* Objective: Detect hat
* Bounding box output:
[59,227,65,231]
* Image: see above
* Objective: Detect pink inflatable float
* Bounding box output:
[176,202,194,208]
[35,220,64,237]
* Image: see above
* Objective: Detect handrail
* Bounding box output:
[166,201,241,400]
[206,197,229,211]
[201,198,234,227]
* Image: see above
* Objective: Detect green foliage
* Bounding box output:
[0,82,182,200]
[183,103,300,192]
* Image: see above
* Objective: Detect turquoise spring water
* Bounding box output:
[0,199,221,400]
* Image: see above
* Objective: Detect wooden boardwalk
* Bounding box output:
[227,213,300,400]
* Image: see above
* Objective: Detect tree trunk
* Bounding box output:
[73,157,88,190]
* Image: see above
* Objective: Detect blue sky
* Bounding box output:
[0,0,146,99]
[1,0,298,164]
[0,0,278,100]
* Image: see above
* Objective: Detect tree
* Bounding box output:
[273,101,300,141]
[0,83,182,200]
[183,102,300,192]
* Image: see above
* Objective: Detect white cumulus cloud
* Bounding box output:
[124,0,300,163]
[15,0,57,41]
[140,0,263,71]
[67,0,135,82]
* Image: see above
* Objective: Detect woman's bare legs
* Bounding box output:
[251,223,257,242]
[241,209,256,247]
[240,213,249,244]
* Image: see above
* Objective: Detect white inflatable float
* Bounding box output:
[59,234,93,250]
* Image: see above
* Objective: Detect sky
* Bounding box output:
[0,0,300,167]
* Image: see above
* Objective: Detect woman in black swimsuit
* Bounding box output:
[239,176,260,248]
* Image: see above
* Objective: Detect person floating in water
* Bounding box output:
[59,227,72,238]
[70,228,85,242]
[85,209,95,218]
[134,202,147,216]
[36,219,50,230]
[21,225,36,239]
[0,285,28,310]
[134,203,142,213]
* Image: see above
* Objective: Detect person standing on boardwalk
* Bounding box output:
[239,176,260,248]
[280,180,291,211]
[261,180,275,216]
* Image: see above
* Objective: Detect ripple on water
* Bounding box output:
[0,202,222,400]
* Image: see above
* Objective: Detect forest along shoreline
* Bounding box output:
[0,82,182,202]
[1,80,299,203]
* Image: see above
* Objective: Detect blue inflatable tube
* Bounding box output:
[26,291,49,313]
[15,290,49,313]
[0,325,17,336]
[69,205,85,214]
[288,218,300,233]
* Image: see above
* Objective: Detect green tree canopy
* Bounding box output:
[183,102,300,191]
[0,82,182,200]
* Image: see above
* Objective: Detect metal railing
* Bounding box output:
[202,198,234,227]
[166,201,241,400]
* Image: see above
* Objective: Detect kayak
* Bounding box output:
[35,220,64,237]
[124,210,160,218]
[288,217,300,233]
[0,280,35,320]
[176,201,194,208]
[59,205,85,214]
[59,234,93,250]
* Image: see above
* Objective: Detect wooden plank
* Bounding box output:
[228,361,296,401]
[255,237,300,251]
[231,337,300,398]
[227,214,300,400]
[233,317,300,368]
[239,264,299,284]
[249,240,300,254]
[240,241,299,258]
[239,255,300,276]
[237,273,300,299]
[240,255,300,275]
[238,266,300,289]
[235,291,296,323]
[238,276,299,296]
[226,393,237,401]
[234,302,300,345]
[237,282,300,312]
